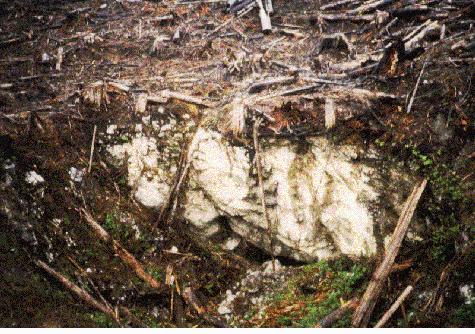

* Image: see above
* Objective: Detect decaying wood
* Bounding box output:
[375,285,414,328]
[352,179,427,327]
[135,93,168,113]
[224,95,247,135]
[390,259,414,273]
[346,0,394,15]
[162,90,213,108]
[35,260,120,325]
[313,33,353,55]
[107,81,130,93]
[321,0,360,11]
[316,298,359,328]
[81,209,164,292]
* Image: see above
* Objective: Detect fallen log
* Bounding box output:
[316,298,359,328]
[352,179,427,327]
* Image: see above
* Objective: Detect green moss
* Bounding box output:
[277,315,293,326]
[448,303,475,327]
[147,265,164,282]
[296,261,366,327]
[378,141,471,266]
[260,258,368,328]
[118,135,130,143]
[104,212,119,233]
[88,312,115,328]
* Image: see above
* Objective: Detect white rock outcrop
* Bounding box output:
[108,125,413,262]
[184,129,387,261]
[108,136,171,208]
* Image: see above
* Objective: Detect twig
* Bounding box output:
[254,84,321,102]
[35,260,120,325]
[406,60,427,114]
[352,179,427,327]
[81,210,164,292]
[67,255,113,312]
[375,285,414,328]
[253,119,275,271]
[155,132,200,228]
[87,125,97,174]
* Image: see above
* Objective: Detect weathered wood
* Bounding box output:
[352,179,427,327]
[324,98,336,129]
[256,0,272,32]
[162,90,213,108]
[321,0,360,11]
[404,20,440,53]
[346,0,394,15]
[321,13,376,22]
[248,76,295,93]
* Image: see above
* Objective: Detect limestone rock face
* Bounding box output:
[108,122,415,262]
